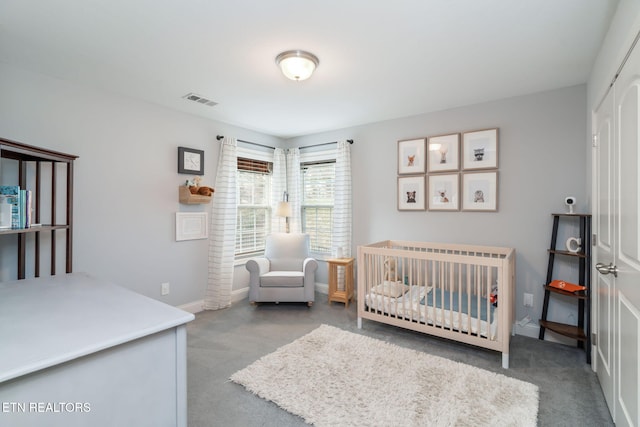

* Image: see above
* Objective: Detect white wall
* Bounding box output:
[289,85,588,332]
[587,0,640,203]
[0,63,283,307]
[588,0,640,110]
[0,61,591,331]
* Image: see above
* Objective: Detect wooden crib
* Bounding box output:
[357,240,515,368]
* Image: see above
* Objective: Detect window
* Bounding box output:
[301,161,335,254]
[236,157,272,256]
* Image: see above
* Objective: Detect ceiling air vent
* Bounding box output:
[182,92,218,107]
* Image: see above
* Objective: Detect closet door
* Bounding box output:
[611,39,640,427]
[595,38,640,426]
[594,87,615,414]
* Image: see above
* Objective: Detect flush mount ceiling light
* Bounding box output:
[275,50,319,81]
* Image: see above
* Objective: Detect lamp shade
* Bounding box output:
[276,50,319,81]
[276,201,292,217]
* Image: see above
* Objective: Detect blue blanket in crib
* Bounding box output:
[421,288,495,322]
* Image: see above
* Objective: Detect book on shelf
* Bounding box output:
[0,186,33,229]
[0,195,13,229]
[0,185,20,229]
[20,189,26,228]
[23,189,32,228]
[548,279,586,293]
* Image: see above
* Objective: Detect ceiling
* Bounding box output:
[0,1,618,139]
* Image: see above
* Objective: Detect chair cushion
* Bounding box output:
[265,233,310,271]
[260,271,304,287]
[269,257,305,271]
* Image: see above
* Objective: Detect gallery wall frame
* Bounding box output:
[398,175,426,211]
[175,212,209,241]
[398,138,426,175]
[427,173,459,211]
[396,127,499,213]
[462,128,498,170]
[178,146,205,175]
[461,171,498,212]
[427,133,460,173]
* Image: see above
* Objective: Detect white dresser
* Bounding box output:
[0,272,195,427]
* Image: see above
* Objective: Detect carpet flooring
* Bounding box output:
[187,292,613,427]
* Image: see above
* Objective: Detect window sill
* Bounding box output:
[310,253,333,262]
[234,253,264,267]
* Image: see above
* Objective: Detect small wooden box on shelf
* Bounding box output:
[178,186,212,204]
[327,257,355,308]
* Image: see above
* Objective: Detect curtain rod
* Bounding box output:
[299,139,353,150]
[216,135,275,150]
[216,135,353,150]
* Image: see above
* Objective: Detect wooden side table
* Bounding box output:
[327,257,355,308]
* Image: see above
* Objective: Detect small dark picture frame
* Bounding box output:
[178,147,204,175]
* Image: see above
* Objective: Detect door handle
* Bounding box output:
[596,262,618,278]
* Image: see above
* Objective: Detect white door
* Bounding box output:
[594,39,640,427]
[594,86,615,414]
[613,40,640,427]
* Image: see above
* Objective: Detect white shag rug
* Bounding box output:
[230,324,539,426]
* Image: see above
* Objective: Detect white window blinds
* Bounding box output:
[236,157,272,255]
[301,161,335,254]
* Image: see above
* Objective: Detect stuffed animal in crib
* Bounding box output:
[490,283,498,307]
[384,257,397,281]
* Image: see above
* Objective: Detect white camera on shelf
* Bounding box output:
[565,196,576,214]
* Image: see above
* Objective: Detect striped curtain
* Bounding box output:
[333,140,352,258]
[270,148,287,233]
[286,148,302,233]
[204,137,237,310]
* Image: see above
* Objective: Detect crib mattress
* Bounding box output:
[364,286,498,339]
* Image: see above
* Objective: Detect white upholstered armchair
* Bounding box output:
[246,233,318,306]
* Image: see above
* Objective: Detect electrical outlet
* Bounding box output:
[161,282,170,296]
[524,293,533,307]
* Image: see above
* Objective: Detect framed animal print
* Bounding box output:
[462,128,498,170]
[427,133,460,173]
[462,171,498,211]
[398,175,426,211]
[428,173,459,211]
[398,138,426,175]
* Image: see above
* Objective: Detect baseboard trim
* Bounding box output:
[232,287,249,304]
[179,300,204,314]
[514,322,539,338]
[514,322,581,346]
[315,282,328,295]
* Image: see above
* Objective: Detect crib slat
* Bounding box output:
[449,262,456,334]
[465,263,471,335]
[476,267,481,336]
[487,267,493,329]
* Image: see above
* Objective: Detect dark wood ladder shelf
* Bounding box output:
[538,213,592,364]
[0,138,78,280]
